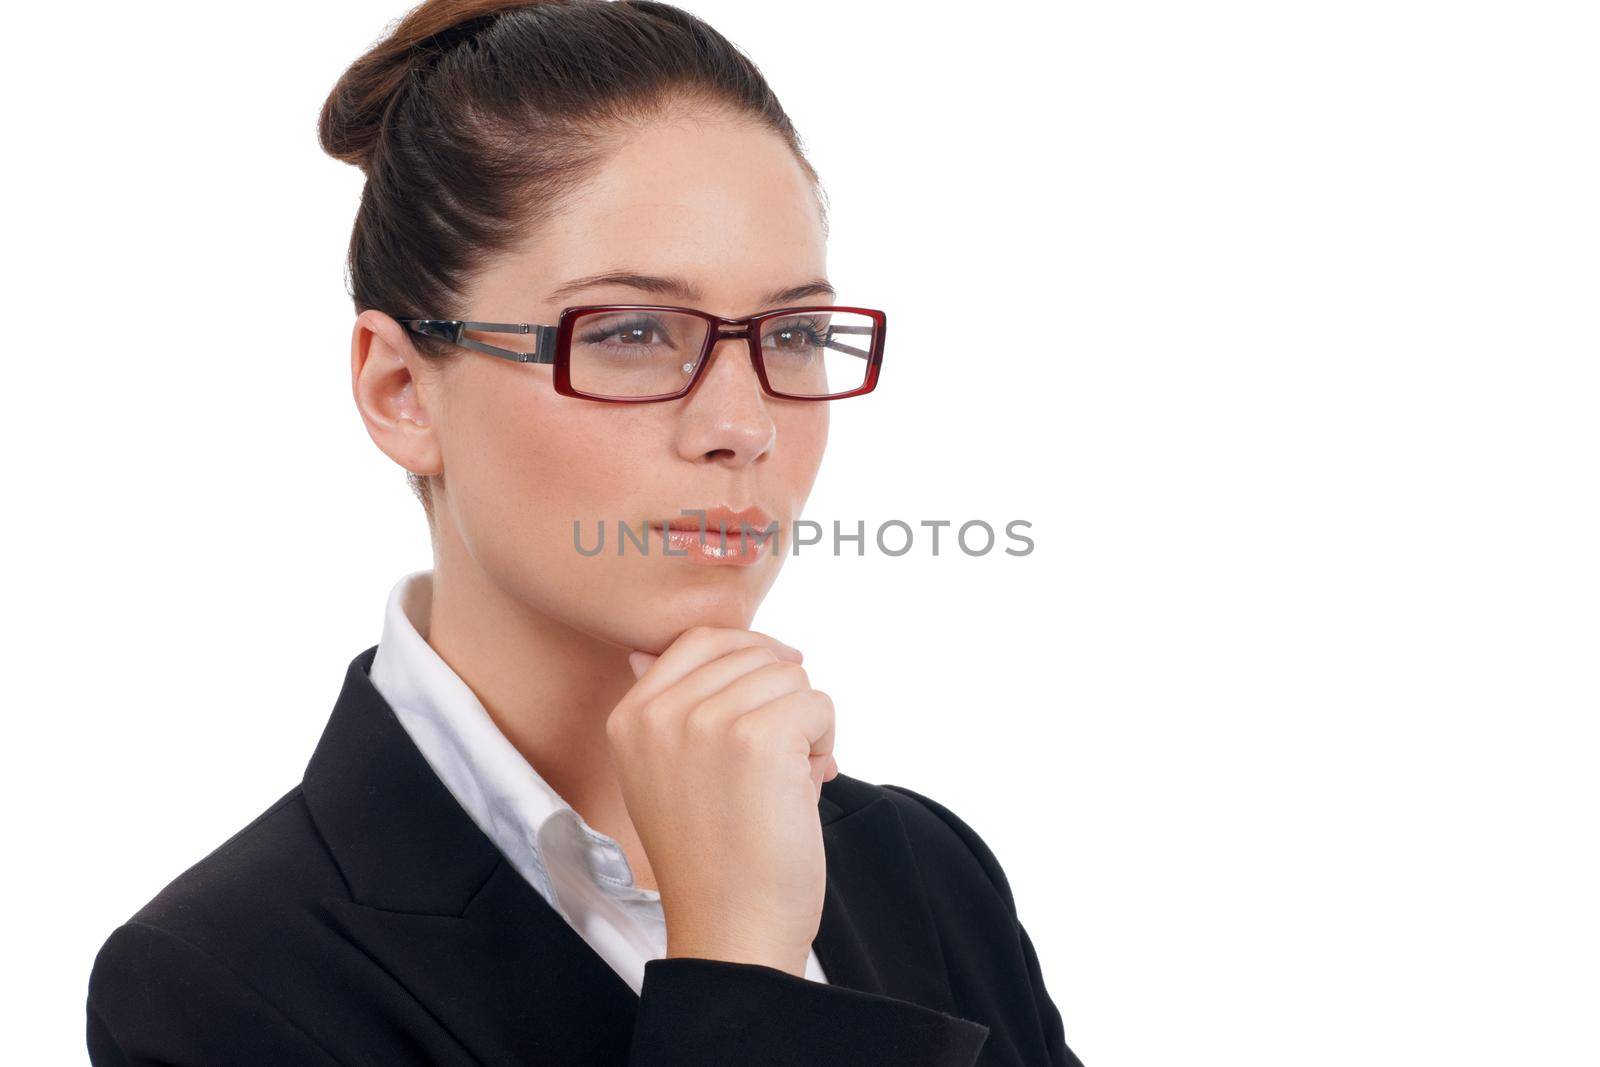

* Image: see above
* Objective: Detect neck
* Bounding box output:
[422,528,643,862]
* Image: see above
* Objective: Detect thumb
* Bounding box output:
[627,650,658,680]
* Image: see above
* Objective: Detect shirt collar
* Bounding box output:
[367,569,643,910]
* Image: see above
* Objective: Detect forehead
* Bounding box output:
[571,113,820,238]
[483,115,827,316]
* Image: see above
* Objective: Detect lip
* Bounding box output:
[646,505,777,567]
[653,505,776,533]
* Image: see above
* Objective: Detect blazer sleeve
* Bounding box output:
[85,920,342,1067]
[627,956,991,1066]
[883,783,1088,1067]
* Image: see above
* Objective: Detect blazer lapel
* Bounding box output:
[302,645,962,1065]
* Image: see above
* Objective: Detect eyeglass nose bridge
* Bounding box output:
[696,322,762,378]
[687,320,772,401]
[699,320,761,362]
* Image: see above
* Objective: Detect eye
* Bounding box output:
[764,317,829,355]
[579,316,670,349]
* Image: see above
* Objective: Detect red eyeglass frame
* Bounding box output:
[396,303,886,403]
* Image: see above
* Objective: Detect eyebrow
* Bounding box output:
[546,271,837,312]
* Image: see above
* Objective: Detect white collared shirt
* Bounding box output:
[367,569,830,995]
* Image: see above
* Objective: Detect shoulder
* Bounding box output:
[114,783,340,938]
[87,915,341,1064]
[87,784,347,1063]
[824,772,1020,920]
[828,780,1085,1065]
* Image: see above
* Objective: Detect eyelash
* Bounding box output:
[578,317,662,346]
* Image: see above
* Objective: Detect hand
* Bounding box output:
[606,626,840,977]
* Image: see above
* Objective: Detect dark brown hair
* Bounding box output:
[318,0,827,520]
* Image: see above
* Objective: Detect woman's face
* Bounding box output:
[356,113,832,655]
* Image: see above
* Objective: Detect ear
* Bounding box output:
[351,310,444,480]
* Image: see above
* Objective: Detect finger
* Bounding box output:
[734,688,835,761]
[645,645,787,717]
[627,650,658,680]
[691,660,814,732]
[628,627,802,702]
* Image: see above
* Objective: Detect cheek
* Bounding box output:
[447,375,829,530]
[467,385,650,534]
[441,381,665,634]
[777,405,829,496]
[523,405,653,521]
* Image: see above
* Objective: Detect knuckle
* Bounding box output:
[683,700,721,739]
[727,713,770,753]
[633,697,676,734]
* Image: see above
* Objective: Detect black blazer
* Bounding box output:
[86,645,1086,1066]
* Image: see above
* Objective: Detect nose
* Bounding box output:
[673,332,776,466]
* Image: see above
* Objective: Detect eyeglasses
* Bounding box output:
[395,304,885,403]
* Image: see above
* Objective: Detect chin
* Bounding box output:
[617,582,769,655]
[548,550,785,654]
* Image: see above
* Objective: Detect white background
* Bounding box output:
[5,2,1596,1064]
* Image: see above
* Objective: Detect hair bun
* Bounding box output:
[317,1,526,173]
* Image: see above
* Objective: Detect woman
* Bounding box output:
[85,1,1085,1063]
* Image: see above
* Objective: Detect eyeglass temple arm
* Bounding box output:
[824,323,874,360]
[399,319,558,364]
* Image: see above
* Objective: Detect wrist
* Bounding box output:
[664,933,807,977]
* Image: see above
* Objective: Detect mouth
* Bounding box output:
[646,505,777,568]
